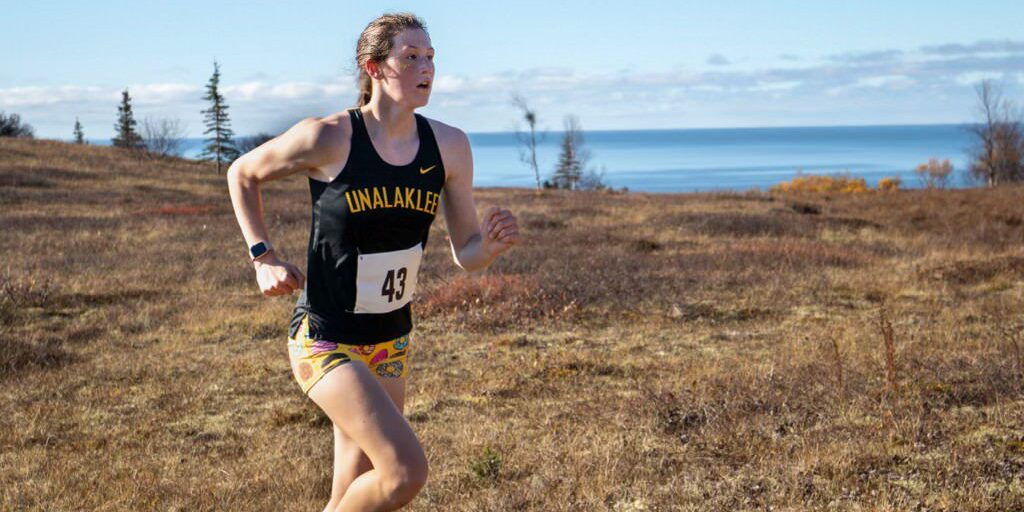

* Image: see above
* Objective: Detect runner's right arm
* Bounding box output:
[226,117,345,297]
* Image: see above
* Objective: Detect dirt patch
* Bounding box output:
[920,255,1024,285]
[53,289,163,309]
[136,203,223,216]
[631,239,662,253]
[523,216,566,230]
[670,301,776,323]
[714,239,875,270]
[0,335,81,379]
[676,211,817,238]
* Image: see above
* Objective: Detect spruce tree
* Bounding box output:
[551,115,587,190]
[112,89,144,150]
[199,60,240,173]
[73,117,85,144]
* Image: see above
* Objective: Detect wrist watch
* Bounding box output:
[249,241,273,261]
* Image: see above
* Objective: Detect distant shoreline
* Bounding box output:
[51,121,975,142]
[21,122,983,193]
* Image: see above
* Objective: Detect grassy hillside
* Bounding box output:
[2,138,1024,511]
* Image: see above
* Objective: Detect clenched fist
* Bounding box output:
[481,206,520,258]
[254,253,306,297]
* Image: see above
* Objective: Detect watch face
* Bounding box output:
[250,242,268,258]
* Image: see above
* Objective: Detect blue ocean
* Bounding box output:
[89,124,979,193]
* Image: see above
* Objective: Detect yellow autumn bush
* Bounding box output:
[772,172,901,194]
[771,173,870,194]
[877,176,901,192]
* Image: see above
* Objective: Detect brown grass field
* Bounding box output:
[2,138,1024,511]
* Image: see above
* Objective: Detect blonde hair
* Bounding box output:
[354,12,429,107]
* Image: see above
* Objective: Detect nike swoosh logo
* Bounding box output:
[419,165,436,174]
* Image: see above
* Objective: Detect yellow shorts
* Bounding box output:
[287,313,411,396]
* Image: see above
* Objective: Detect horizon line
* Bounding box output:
[56,120,979,143]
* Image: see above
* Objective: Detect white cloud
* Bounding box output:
[0,85,107,107]
[954,71,1004,85]
[689,85,724,93]
[852,75,915,88]
[827,50,903,63]
[6,39,1024,138]
[128,83,201,104]
[223,81,354,101]
[749,81,801,92]
[824,75,915,96]
[921,39,1024,56]
[0,80,357,109]
[432,75,465,93]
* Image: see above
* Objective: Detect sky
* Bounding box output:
[3,0,1024,139]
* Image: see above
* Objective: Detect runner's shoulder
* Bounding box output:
[423,115,468,149]
[288,112,352,164]
[423,116,470,180]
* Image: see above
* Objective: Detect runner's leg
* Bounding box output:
[308,362,427,512]
[322,375,408,511]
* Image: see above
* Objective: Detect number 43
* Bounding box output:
[381,267,408,302]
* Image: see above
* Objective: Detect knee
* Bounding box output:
[380,455,429,505]
[329,451,372,503]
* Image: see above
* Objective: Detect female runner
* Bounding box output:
[226,12,520,511]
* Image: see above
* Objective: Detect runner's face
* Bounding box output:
[373,28,434,108]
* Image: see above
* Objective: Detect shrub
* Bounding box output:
[771,173,870,194]
[418,273,562,330]
[236,132,276,154]
[578,165,610,191]
[0,111,35,138]
[0,269,56,322]
[915,158,953,189]
[877,176,901,192]
[468,446,502,481]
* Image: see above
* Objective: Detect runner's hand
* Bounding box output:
[481,206,520,258]
[254,253,305,296]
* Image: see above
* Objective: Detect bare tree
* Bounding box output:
[511,93,544,190]
[236,132,276,154]
[141,116,188,159]
[967,80,1024,186]
[579,164,610,191]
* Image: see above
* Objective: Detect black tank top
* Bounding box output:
[288,107,446,344]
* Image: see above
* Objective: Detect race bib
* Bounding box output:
[353,243,423,314]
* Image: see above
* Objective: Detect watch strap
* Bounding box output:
[249,241,272,260]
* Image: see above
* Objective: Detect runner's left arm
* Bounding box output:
[439,129,519,272]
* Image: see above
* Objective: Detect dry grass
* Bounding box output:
[3,137,1024,511]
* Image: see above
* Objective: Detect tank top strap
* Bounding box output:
[413,113,430,144]
[413,113,439,156]
[346,107,373,152]
[347,108,434,168]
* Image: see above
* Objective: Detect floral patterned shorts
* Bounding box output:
[287,313,410,396]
